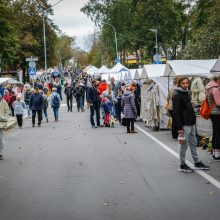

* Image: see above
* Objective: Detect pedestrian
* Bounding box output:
[115,89,123,123]
[0,95,10,160]
[9,91,16,116]
[166,78,179,140]
[98,79,108,96]
[55,78,62,101]
[101,91,111,127]
[73,82,85,112]
[13,95,26,128]
[24,88,32,118]
[30,87,44,127]
[3,90,11,106]
[205,75,220,160]
[40,90,49,122]
[50,87,61,122]
[122,87,138,133]
[172,76,210,172]
[64,82,73,112]
[0,84,5,97]
[87,80,101,128]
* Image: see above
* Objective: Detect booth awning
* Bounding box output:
[109,63,129,74]
[141,64,166,79]
[163,59,217,77]
[211,59,220,74]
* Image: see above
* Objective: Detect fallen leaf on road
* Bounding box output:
[79,161,84,166]
[206,181,210,184]
[58,186,64,190]
[18,162,22,165]
[208,161,212,163]
[104,202,109,206]
[124,142,127,144]
[205,192,214,196]
[18,147,22,149]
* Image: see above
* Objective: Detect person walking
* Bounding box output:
[3,90,11,106]
[87,80,101,128]
[9,91,16,116]
[205,75,220,160]
[122,87,138,133]
[115,89,123,123]
[173,76,210,172]
[73,82,84,112]
[0,95,10,160]
[50,87,61,122]
[24,88,32,118]
[40,90,49,122]
[30,87,44,127]
[13,95,26,128]
[64,82,73,112]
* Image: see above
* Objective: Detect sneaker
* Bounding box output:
[46,118,49,123]
[127,131,131,133]
[131,130,138,133]
[0,155,3,160]
[32,125,35,127]
[178,164,194,173]
[92,125,97,128]
[194,162,210,170]
[38,124,41,127]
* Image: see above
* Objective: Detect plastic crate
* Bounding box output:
[196,115,213,137]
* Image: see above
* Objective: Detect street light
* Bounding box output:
[42,0,65,72]
[103,22,119,62]
[149,29,159,62]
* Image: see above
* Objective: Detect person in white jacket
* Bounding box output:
[0,95,10,160]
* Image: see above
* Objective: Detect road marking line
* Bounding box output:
[135,124,220,190]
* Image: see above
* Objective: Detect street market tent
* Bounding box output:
[101,73,109,81]
[134,69,142,80]
[109,63,129,74]
[0,78,21,84]
[83,65,93,72]
[109,73,120,81]
[163,59,217,77]
[141,64,166,79]
[86,66,99,75]
[211,59,220,74]
[128,69,137,80]
[97,65,110,74]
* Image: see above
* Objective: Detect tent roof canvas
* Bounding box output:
[164,59,217,77]
[141,64,166,79]
[87,66,99,75]
[0,78,21,84]
[109,63,129,73]
[83,65,93,72]
[211,59,220,73]
[128,69,136,80]
[97,65,110,74]
[134,69,142,80]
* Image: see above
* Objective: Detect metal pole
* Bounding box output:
[43,12,47,71]
[103,23,118,61]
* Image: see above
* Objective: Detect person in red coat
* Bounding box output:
[3,90,11,105]
[9,91,17,116]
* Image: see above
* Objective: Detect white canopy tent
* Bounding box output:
[83,65,93,72]
[86,66,99,75]
[0,78,21,84]
[163,59,217,77]
[101,73,109,81]
[109,63,129,74]
[128,69,137,80]
[141,64,166,79]
[97,65,110,74]
[134,69,142,80]
[211,59,220,74]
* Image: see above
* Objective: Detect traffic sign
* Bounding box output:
[28,61,36,68]
[26,57,38,62]
[28,67,36,76]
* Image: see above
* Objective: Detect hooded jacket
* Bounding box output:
[172,88,196,130]
[205,81,220,115]
[0,99,10,129]
[122,90,137,119]
[98,82,108,95]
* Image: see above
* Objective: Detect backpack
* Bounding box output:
[200,98,215,120]
[53,94,60,107]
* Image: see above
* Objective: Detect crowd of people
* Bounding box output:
[0,70,220,175]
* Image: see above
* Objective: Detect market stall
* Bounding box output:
[140,64,170,130]
[163,59,218,139]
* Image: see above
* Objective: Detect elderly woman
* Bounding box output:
[122,87,138,133]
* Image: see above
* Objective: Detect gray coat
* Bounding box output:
[122,90,137,119]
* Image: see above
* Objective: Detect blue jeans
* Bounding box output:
[53,106,59,120]
[43,107,48,118]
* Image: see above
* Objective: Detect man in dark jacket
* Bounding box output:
[64,83,73,112]
[24,89,32,117]
[30,87,44,127]
[87,80,100,128]
[73,82,84,112]
[173,76,209,173]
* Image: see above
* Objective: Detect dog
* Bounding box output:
[110,115,116,127]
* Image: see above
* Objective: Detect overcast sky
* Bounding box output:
[48,0,96,50]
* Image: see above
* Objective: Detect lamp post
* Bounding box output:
[42,0,64,72]
[149,29,159,62]
[103,22,119,62]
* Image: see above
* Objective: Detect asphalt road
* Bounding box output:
[0,105,220,220]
